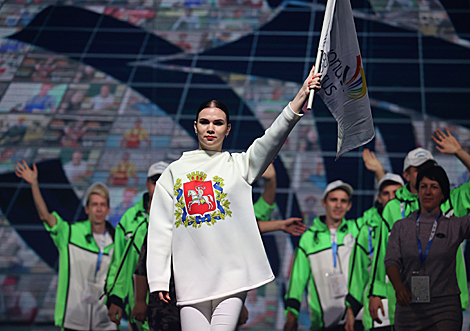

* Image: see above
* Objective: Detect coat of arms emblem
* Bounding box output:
[174,171,232,228]
[184,181,216,216]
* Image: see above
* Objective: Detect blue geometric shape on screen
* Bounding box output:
[0,159,86,269]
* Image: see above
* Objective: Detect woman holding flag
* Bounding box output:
[146,66,321,331]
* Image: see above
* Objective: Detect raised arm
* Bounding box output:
[432,127,470,172]
[15,160,57,228]
[362,148,385,182]
[235,67,321,184]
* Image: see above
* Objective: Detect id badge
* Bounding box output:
[326,273,348,298]
[411,275,430,303]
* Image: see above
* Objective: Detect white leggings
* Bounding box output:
[180,291,247,331]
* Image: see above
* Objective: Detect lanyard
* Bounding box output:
[95,229,107,277]
[416,212,440,266]
[400,202,406,219]
[331,230,338,269]
[368,227,373,258]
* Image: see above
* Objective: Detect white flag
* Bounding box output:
[316,0,375,159]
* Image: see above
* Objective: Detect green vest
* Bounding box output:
[106,217,149,331]
[346,206,396,329]
[285,216,362,330]
[46,212,115,329]
[105,195,147,313]
[106,193,148,324]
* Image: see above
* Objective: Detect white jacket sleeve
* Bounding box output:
[233,103,302,184]
[146,169,174,293]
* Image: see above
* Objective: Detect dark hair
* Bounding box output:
[415,165,450,203]
[416,159,437,172]
[196,100,230,124]
[147,174,162,183]
[379,180,402,193]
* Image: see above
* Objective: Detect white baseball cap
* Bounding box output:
[403,148,435,171]
[378,173,404,191]
[322,180,353,199]
[147,161,169,178]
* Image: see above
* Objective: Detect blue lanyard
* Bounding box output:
[368,227,373,258]
[416,212,440,266]
[400,202,406,219]
[332,240,338,268]
[330,230,338,269]
[95,229,107,277]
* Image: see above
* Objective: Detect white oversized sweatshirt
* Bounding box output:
[147,104,302,305]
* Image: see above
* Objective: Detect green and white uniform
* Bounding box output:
[346,205,395,329]
[285,216,362,330]
[106,194,148,316]
[107,216,149,331]
[46,212,116,330]
[369,182,470,313]
[253,196,276,222]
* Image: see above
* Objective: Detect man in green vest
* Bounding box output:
[284,180,364,331]
[345,172,404,331]
[15,160,117,331]
[106,161,169,330]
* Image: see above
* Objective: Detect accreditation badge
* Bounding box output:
[411,275,430,303]
[326,273,348,298]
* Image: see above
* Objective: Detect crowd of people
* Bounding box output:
[10,64,470,331]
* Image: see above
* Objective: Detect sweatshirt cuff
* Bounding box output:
[284,298,300,319]
[346,293,363,316]
[253,196,276,221]
[148,280,169,293]
[286,103,304,120]
[107,295,124,309]
[370,281,388,298]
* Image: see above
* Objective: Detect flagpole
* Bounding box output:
[306,49,322,110]
[306,0,336,111]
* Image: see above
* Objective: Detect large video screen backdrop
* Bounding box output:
[0,0,469,328]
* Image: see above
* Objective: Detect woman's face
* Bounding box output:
[194,107,231,152]
[418,177,444,213]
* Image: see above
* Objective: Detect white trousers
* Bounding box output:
[180,291,247,331]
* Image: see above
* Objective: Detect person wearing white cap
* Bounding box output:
[107,161,169,329]
[284,179,364,331]
[14,159,117,331]
[368,128,470,326]
[345,158,405,331]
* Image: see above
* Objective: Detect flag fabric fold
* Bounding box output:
[316,0,375,159]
